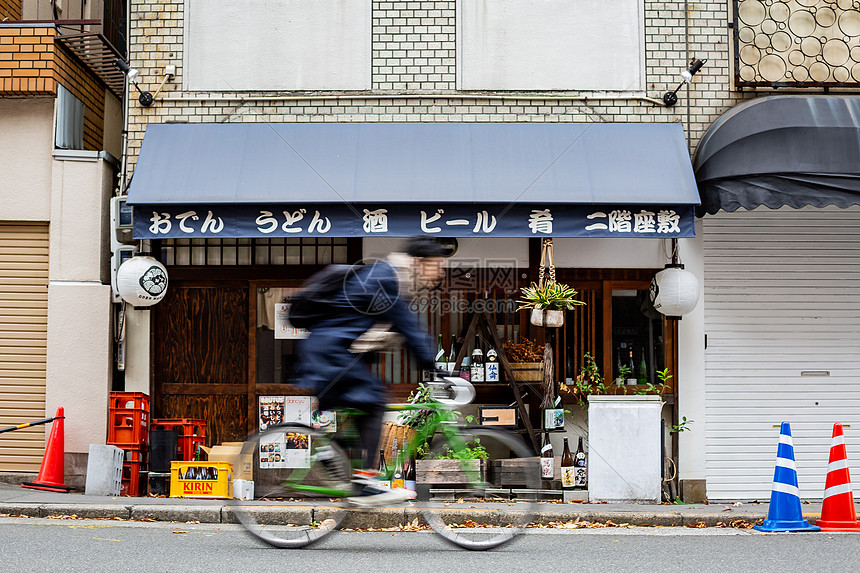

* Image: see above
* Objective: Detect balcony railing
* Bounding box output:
[8,0,127,96]
[733,0,860,88]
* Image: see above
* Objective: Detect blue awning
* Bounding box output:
[127,123,699,238]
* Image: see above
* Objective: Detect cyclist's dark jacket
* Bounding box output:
[297,259,435,410]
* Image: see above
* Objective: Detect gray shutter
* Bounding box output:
[703,206,860,501]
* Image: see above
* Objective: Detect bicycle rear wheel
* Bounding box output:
[229,424,352,548]
[421,427,539,550]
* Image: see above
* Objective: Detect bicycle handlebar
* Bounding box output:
[426,376,476,407]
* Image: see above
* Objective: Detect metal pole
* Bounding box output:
[0,415,61,435]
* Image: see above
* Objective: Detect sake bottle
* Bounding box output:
[434,334,447,371]
[377,449,391,488]
[540,431,554,480]
[574,437,588,489]
[561,437,575,489]
[485,347,499,382]
[470,335,485,382]
[392,448,405,489]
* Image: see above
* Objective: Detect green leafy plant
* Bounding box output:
[632,367,672,395]
[397,383,439,429]
[670,416,694,433]
[561,352,611,408]
[517,281,586,311]
[420,437,489,460]
[613,364,633,386]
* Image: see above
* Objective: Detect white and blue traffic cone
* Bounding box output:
[754,422,820,532]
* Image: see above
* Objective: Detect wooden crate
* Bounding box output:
[489,457,540,487]
[509,362,543,382]
[416,458,486,485]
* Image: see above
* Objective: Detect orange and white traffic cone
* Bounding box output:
[21,407,72,493]
[816,423,860,532]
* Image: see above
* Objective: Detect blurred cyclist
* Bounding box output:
[297,237,446,506]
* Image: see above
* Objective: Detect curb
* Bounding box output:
[0,502,768,528]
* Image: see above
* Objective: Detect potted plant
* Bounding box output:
[414,437,490,487]
[518,281,585,327]
[560,352,612,410]
[502,338,545,382]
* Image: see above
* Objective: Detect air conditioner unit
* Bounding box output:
[111,245,137,303]
[111,195,135,246]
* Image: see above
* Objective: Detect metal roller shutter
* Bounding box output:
[0,223,49,472]
[703,206,860,501]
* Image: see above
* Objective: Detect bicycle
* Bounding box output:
[229,377,539,550]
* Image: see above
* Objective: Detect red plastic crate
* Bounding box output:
[151,419,206,438]
[120,461,147,497]
[107,409,149,447]
[123,448,148,465]
[152,419,207,461]
[109,391,150,412]
[177,436,206,462]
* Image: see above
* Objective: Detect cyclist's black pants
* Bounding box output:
[355,404,386,469]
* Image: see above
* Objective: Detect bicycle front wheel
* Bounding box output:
[229,424,352,548]
[421,427,539,550]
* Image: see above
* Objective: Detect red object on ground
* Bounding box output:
[816,422,860,531]
[21,407,72,493]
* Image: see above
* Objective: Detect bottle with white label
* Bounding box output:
[485,347,499,382]
[561,437,575,489]
[574,436,588,489]
[540,431,554,480]
[470,336,485,382]
[434,334,447,371]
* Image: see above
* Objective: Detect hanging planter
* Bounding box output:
[530,308,564,328]
[518,239,585,328]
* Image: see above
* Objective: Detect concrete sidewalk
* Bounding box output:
[0,482,813,529]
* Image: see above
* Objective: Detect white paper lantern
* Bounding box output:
[650,265,699,319]
[116,255,168,306]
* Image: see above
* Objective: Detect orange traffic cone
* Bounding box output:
[816,423,860,531]
[22,407,72,493]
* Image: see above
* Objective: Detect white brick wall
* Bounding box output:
[126,0,748,174]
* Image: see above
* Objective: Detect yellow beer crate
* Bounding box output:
[170,461,233,499]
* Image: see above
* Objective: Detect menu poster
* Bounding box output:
[259,396,285,431]
[283,396,313,425]
[258,431,311,469]
[274,302,309,340]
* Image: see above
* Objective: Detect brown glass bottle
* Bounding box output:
[560,437,574,488]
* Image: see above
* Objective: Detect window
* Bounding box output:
[159,237,349,266]
[55,85,84,150]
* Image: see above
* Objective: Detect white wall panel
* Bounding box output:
[185,0,371,91]
[703,206,860,501]
[457,0,645,91]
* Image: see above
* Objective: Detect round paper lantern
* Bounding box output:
[650,265,699,319]
[117,255,168,306]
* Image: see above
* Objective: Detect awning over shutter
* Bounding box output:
[127,122,700,238]
[694,95,860,216]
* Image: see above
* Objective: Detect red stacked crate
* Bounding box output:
[151,419,206,461]
[107,391,150,496]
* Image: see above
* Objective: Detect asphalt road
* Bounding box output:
[1,517,858,573]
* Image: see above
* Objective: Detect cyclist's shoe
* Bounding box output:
[315,446,350,483]
[347,470,416,507]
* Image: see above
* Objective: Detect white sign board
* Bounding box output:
[274,303,309,339]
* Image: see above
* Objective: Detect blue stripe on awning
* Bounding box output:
[127,123,700,206]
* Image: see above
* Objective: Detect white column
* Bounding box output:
[124,307,151,394]
[678,218,707,485]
